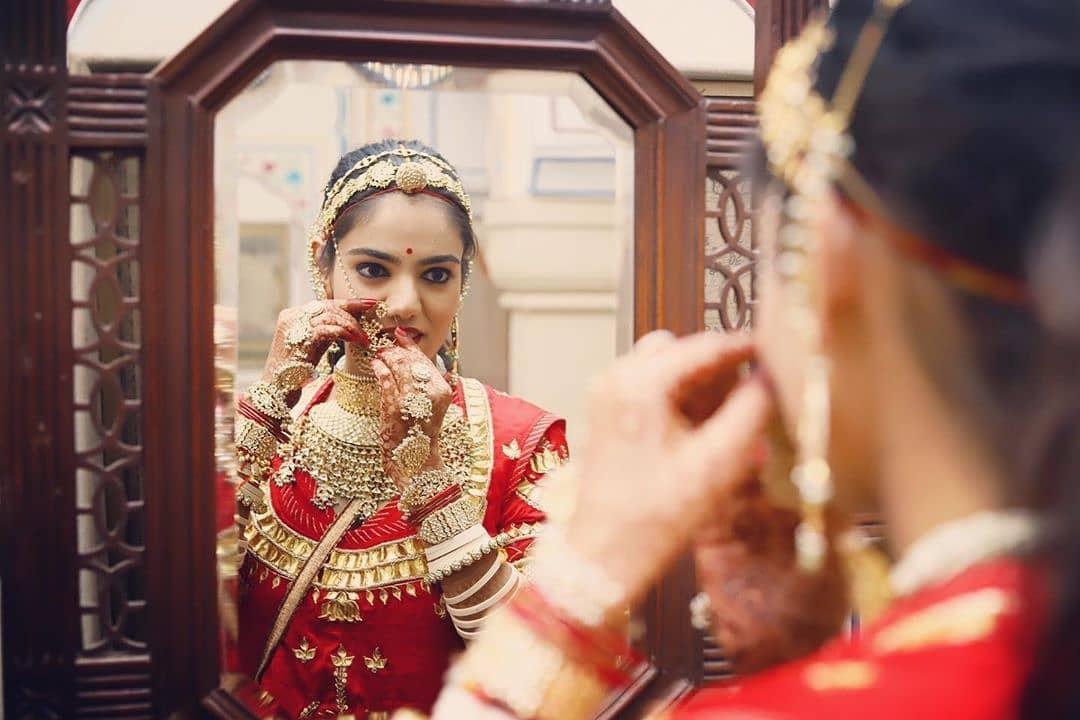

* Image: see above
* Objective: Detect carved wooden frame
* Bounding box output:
[144,0,704,715]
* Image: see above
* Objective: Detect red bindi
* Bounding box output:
[406,247,414,255]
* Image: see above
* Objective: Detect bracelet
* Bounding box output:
[418,495,482,545]
[527,525,623,627]
[244,381,291,423]
[425,523,490,562]
[444,553,503,605]
[400,467,457,515]
[235,416,278,482]
[408,485,462,527]
[508,584,640,689]
[271,359,316,393]
[427,544,504,585]
[448,567,521,622]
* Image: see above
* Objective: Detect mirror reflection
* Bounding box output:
[212,61,633,718]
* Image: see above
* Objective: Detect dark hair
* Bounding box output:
[317,138,477,284]
[808,1,1080,715]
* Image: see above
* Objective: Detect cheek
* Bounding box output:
[756,261,807,436]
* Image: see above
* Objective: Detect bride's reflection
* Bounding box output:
[229,140,567,718]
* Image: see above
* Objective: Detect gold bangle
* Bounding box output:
[245,382,291,422]
[418,496,481,545]
[272,360,316,393]
[235,415,278,482]
[399,467,456,514]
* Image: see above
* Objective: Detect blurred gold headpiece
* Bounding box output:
[757,0,908,573]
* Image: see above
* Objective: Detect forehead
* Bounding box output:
[338,192,462,255]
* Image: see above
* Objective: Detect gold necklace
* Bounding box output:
[274,360,476,516]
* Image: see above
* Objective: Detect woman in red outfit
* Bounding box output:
[417,1,1080,718]
[231,139,566,719]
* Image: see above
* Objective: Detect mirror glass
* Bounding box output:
[212,61,633,716]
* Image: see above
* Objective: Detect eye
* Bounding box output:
[355,262,390,280]
[422,267,453,284]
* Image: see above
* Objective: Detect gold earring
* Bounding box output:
[308,239,327,301]
[446,315,460,376]
[791,353,832,573]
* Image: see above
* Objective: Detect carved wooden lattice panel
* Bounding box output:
[70,150,153,717]
[704,98,757,332]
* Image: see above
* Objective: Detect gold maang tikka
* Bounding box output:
[758,0,909,573]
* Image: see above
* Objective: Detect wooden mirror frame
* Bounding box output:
[142,0,704,715]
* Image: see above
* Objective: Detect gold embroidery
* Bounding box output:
[460,378,496,508]
[243,509,429,591]
[502,439,522,460]
[258,690,275,706]
[319,591,363,623]
[528,441,565,476]
[364,646,388,673]
[804,661,878,692]
[515,479,545,511]
[434,598,447,618]
[293,637,317,663]
[298,700,321,718]
[873,588,1015,655]
[332,645,356,714]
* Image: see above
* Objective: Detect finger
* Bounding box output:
[333,298,378,317]
[311,324,361,348]
[371,357,400,408]
[317,308,365,339]
[646,332,755,401]
[681,376,774,504]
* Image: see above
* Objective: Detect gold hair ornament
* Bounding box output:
[758,0,908,573]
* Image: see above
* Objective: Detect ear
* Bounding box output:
[309,238,334,299]
[813,190,864,325]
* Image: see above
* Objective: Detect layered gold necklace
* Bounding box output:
[273,355,474,517]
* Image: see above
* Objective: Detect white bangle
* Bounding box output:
[448,567,520,619]
[444,554,502,605]
[527,525,624,627]
[425,524,489,562]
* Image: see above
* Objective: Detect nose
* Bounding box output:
[383,275,421,326]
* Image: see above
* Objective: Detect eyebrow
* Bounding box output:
[346,247,460,267]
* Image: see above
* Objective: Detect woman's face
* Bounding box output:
[321,192,465,360]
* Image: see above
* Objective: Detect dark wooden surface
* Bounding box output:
[1,1,78,717]
[754,0,829,94]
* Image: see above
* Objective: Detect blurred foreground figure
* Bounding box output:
[398,1,1080,718]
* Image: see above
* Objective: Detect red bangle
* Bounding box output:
[405,484,462,527]
[237,399,288,442]
[507,585,642,690]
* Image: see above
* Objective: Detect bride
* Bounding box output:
[231,139,568,719]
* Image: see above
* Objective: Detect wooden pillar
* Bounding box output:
[754,0,830,94]
[0,1,78,717]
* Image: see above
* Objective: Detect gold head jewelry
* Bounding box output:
[306,146,473,300]
[757,0,909,573]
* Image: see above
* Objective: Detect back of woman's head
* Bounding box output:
[809,1,1080,715]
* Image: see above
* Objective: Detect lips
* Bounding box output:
[392,326,425,343]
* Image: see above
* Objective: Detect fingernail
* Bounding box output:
[395,327,410,342]
[350,330,369,345]
[358,299,377,309]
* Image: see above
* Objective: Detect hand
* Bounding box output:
[261,298,375,387]
[372,330,454,489]
[692,477,849,674]
[565,331,774,604]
